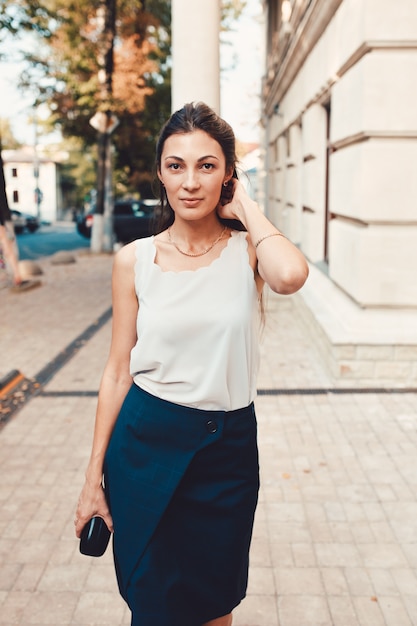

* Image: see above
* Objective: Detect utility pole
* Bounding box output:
[33,109,42,221]
[90,0,117,253]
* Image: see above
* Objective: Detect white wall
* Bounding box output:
[264,0,417,307]
[4,153,59,223]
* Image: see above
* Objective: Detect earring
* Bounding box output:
[223,181,228,187]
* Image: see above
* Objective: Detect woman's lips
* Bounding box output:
[181,198,202,207]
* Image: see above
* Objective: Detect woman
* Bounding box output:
[75,102,308,626]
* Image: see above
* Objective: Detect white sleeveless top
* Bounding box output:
[130,230,260,411]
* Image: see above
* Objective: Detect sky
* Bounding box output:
[0,0,264,147]
[220,0,264,143]
[0,60,37,145]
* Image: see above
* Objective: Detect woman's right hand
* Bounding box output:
[74,478,113,539]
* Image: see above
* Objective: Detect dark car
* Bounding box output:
[76,210,95,239]
[76,199,159,243]
[113,198,159,244]
[11,209,40,234]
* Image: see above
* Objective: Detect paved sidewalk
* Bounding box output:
[1,250,417,625]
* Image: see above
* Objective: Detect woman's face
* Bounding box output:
[158,130,230,222]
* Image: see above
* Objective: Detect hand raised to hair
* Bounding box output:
[217,179,255,225]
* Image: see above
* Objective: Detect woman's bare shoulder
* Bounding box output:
[114,240,138,267]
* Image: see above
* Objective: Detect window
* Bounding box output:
[13,190,19,203]
[11,168,18,178]
[114,202,134,216]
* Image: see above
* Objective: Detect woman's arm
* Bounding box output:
[75,242,138,537]
[0,223,22,284]
[219,180,309,294]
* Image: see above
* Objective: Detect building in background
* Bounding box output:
[3,147,64,223]
[262,0,417,386]
[238,143,261,200]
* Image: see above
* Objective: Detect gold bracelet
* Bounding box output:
[254,232,285,249]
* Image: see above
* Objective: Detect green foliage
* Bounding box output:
[0,0,246,199]
[0,1,55,42]
[14,0,172,196]
[221,0,248,30]
[56,137,97,210]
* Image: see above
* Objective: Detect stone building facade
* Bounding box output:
[261,0,417,386]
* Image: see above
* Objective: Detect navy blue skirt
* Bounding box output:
[104,383,259,626]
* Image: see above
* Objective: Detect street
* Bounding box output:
[16,221,90,261]
[1,256,417,625]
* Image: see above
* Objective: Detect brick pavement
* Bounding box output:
[1,249,417,625]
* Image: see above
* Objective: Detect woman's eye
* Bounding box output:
[202,163,214,170]
[168,163,180,170]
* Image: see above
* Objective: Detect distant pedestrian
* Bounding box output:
[0,221,41,293]
[75,102,309,626]
[0,149,23,289]
[0,219,22,287]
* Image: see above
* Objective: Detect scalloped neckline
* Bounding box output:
[151,230,241,275]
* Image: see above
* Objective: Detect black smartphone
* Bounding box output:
[79,516,111,557]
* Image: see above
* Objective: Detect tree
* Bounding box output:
[0,142,12,225]
[56,137,97,212]
[12,0,245,196]
[0,1,53,43]
[17,0,172,197]
[1,0,247,211]
[0,0,55,235]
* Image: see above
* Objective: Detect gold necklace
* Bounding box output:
[167,225,228,258]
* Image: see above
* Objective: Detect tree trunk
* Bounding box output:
[91,0,116,253]
[0,149,11,224]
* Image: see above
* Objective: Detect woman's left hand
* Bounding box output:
[218,178,309,295]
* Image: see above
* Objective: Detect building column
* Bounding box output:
[171,0,220,113]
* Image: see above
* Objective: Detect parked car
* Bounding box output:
[11,209,40,234]
[113,198,159,244]
[76,199,159,243]
[76,210,95,239]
